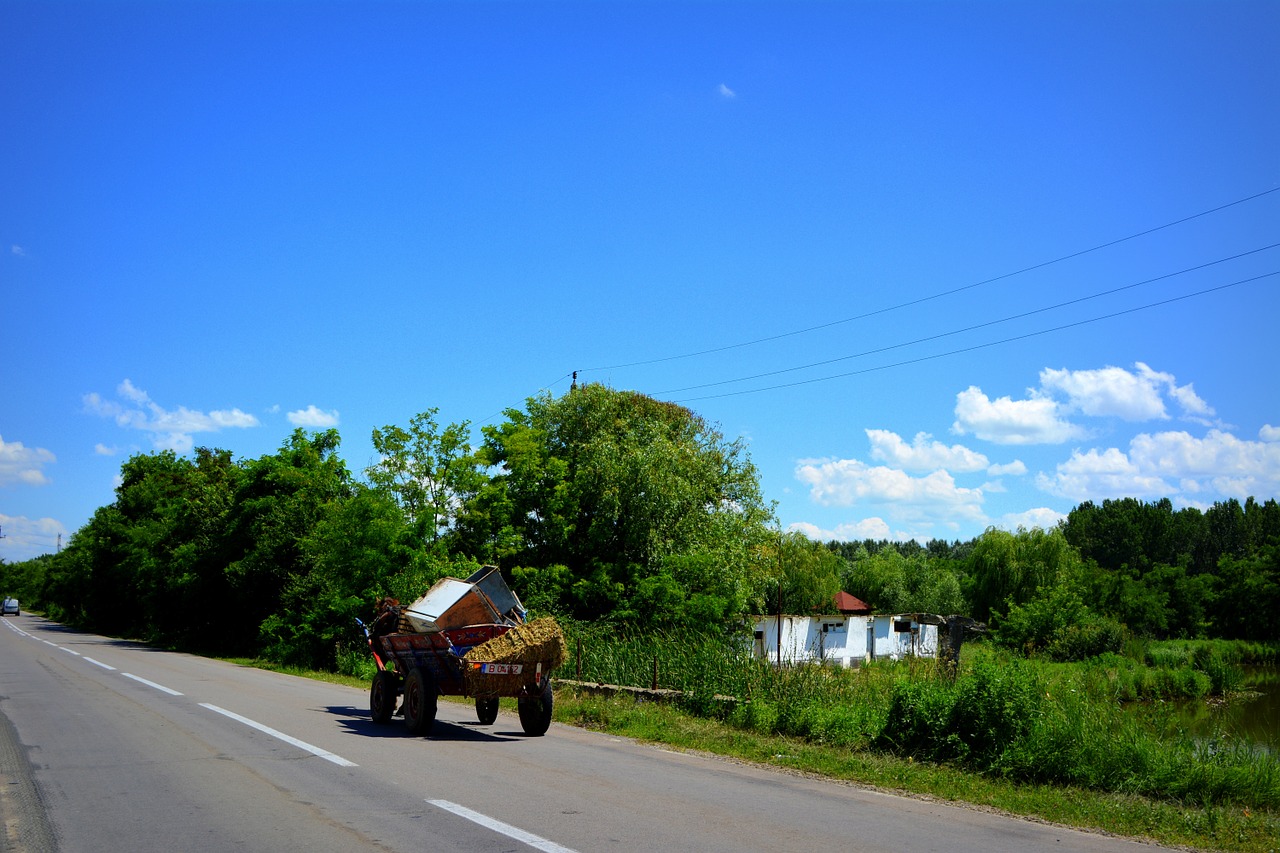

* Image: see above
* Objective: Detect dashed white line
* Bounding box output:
[427,799,578,853]
[59,646,82,656]
[199,703,357,768]
[121,673,183,695]
[83,657,116,671]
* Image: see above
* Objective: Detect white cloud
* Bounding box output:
[795,457,986,523]
[0,513,68,561]
[1127,429,1280,499]
[84,379,260,453]
[1261,424,1280,442]
[788,518,893,542]
[1040,364,1167,420]
[987,460,1027,477]
[1040,362,1214,422]
[1036,447,1173,501]
[866,429,989,473]
[0,435,56,487]
[952,385,1085,445]
[954,364,1215,447]
[93,443,117,456]
[718,83,736,98]
[11,245,26,258]
[996,507,1067,532]
[287,405,340,428]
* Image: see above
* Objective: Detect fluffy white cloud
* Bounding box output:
[1261,424,1280,442]
[987,460,1027,477]
[0,435,56,487]
[287,405,340,428]
[952,386,1085,445]
[1034,426,1280,502]
[788,518,893,542]
[866,429,989,473]
[996,507,1067,532]
[1036,447,1172,500]
[1128,429,1280,498]
[795,457,986,524]
[719,83,736,98]
[84,379,260,453]
[1040,362,1213,422]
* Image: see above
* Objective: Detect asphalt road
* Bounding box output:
[0,613,1164,853]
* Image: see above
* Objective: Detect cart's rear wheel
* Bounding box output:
[517,680,553,736]
[370,671,398,724]
[475,697,499,726]
[404,668,437,736]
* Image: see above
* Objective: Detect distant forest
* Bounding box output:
[2,385,1276,670]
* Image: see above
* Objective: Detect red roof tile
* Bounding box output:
[834,591,872,614]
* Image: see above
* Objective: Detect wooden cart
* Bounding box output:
[363,621,556,737]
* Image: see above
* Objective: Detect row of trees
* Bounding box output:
[2,384,1277,669]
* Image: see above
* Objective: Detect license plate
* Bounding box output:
[479,663,523,674]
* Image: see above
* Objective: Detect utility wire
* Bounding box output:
[658,243,1280,395]
[587,185,1280,372]
[672,270,1279,403]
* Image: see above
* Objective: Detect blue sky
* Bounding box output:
[2,1,1278,562]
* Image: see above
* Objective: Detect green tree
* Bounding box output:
[456,384,775,623]
[842,546,965,614]
[367,409,482,550]
[220,429,354,656]
[965,527,1081,622]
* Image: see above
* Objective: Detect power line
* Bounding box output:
[658,243,1280,395]
[672,270,1279,402]
[586,185,1280,372]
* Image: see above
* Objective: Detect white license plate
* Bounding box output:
[480,663,523,674]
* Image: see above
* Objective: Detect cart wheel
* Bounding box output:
[517,680,554,736]
[404,668,437,736]
[475,697,499,726]
[370,671,398,725]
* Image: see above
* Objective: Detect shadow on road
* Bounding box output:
[323,704,522,743]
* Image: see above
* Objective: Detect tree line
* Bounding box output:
[2,384,1276,669]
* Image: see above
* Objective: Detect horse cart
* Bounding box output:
[361,567,565,737]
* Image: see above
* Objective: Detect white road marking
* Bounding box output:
[121,673,183,695]
[83,657,116,671]
[199,703,357,768]
[427,799,578,853]
[59,647,81,656]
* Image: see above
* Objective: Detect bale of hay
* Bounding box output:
[463,617,567,669]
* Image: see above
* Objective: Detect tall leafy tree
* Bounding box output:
[456,384,775,623]
[965,527,1081,622]
[367,409,482,550]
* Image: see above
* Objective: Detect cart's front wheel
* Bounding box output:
[403,668,437,736]
[370,671,398,725]
[476,697,500,726]
[517,680,553,736]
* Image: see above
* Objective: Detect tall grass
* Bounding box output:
[563,625,1280,811]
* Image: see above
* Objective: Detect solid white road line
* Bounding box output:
[199,703,357,768]
[427,799,578,853]
[83,657,117,670]
[121,673,184,695]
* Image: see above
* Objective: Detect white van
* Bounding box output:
[2,597,18,616]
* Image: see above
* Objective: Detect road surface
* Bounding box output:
[0,613,1162,852]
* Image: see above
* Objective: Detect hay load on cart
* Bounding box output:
[361,566,566,737]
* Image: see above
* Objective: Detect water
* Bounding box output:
[1178,665,1280,748]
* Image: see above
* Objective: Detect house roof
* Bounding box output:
[833,591,872,614]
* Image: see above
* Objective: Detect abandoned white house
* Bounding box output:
[751,592,941,666]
